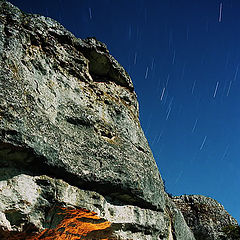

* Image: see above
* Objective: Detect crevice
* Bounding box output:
[66,116,93,127]
[99,130,114,139]
[0,141,159,212]
[131,142,147,154]
[77,217,107,224]
[3,26,12,37]
[166,206,177,240]
[111,222,155,235]
[29,32,41,46]
[48,30,73,46]
[136,145,146,153]
[93,123,115,140]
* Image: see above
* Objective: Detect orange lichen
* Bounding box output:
[2,207,112,240]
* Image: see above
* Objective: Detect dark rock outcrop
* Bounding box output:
[172,195,239,240]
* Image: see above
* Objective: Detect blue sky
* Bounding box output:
[9,0,240,223]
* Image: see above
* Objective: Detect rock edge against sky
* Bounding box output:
[0,1,238,239]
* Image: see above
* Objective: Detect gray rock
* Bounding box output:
[0,0,164,211]
[0,1,196,239]
[165,196,196,240]
[0,168,197,239]
[172,195,238,240]
[0,1,234,239]
[0,171,166,239]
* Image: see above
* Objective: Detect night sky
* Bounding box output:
[8,0,240,223]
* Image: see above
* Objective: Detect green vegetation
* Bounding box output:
[222,225,240,239]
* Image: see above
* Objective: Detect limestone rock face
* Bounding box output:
[0,172,166,239]
[0,1,237,240]
[0,0,163,210]
[172,195,238,240]
[0,1,236,240]
[0,1,197,239]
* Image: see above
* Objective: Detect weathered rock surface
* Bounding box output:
[0,1,236,239]
[0,0,164,211]
[172,195,238,240]
[0,1,197,239]
[0,172,166,239]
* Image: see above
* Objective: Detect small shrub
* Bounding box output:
[222,225,240,239]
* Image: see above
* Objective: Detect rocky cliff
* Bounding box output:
[0,1,238,239]
[173,195,239,240]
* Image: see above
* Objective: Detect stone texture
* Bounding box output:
[0,172,166,239]
[0,1,236,239]
[0,0,164,211]
[172,195,238,240]
[0,1,197,239]
[0,168,197,239]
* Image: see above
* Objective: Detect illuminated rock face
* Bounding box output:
[0,173,193,239]
[31,207,112,240]
[1,207,112,240]
[0,1,199,239]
